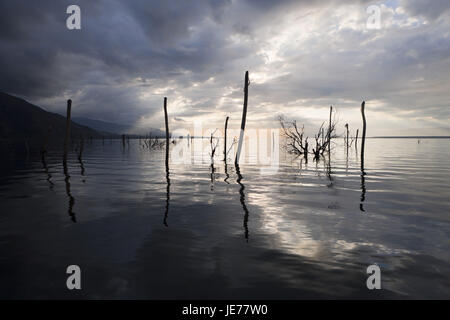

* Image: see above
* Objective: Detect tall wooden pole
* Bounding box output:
[223,116,229,161]
[235,71,249,165]
[63,99,72,161]
[361,101,366,166]
[164,97,169,168]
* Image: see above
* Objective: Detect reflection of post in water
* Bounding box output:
[78,136,85,180]
[326,149,333,187]
[235,164,249,241]
[41,125,54,189]
[63,159,76,222]
[164,164,170,227]
[360,165,366,212]
[163,97,170,227]
[41,151,54,190]
[360,101,367,212]
[224,162,230,184]
[210,162,215,191]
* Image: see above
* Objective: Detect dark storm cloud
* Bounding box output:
[0,0,449,135]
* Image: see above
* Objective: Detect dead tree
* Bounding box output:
[280,107,337,161]
[279,118,307,155]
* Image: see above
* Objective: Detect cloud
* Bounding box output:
[0,0,449,135]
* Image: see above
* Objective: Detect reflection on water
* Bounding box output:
[235,164,249,241]
[63,157,76,223]
[41,152,54,190]
[360,165,367,212]
[164,156,170,228]
[0,138,449,299]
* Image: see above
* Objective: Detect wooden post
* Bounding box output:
[355,129,359,148]
[223,116,229,161]
[164,97,169,168]
[345,123,349,146]
[63,99,72,160]
[235,71,249,165]
[361,101,366,166]
[163,97,170,227]
[304,138,308,161]
[328,106,332,153]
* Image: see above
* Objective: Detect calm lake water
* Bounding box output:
[0,138,449,299]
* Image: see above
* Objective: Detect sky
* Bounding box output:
[0,0,449,136]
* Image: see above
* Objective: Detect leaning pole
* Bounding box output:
[235,71,249,165]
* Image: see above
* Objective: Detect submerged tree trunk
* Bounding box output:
[360,101,366,166]
[63,99,72,161]
[164,97,170,166]
[235,71,249,165]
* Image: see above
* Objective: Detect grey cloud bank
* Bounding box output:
[0,0,449,136]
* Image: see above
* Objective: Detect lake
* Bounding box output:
[0,137,449,299]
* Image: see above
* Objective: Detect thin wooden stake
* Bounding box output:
[223,116,229,161]
[345,123,349,148]
[355,129,359,149]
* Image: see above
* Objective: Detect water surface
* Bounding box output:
[0,138,449,299]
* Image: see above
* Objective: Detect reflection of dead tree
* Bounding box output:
[280,106,337,161]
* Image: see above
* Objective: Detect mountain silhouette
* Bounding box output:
[0,92,104,144]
